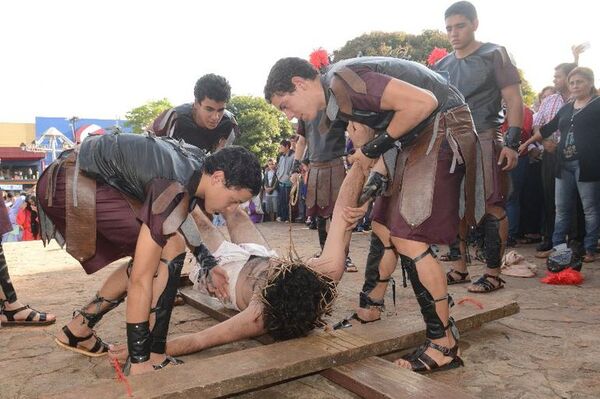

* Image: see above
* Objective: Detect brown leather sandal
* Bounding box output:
[0,304,55,326]
[400,339,464,374]
[55,325,109,357]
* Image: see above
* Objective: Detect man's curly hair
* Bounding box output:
[194,73,231,103]
[259,260,337,341]
[203,146,262,196]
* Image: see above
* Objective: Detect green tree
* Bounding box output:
[518,69,536,107]
[124,98,173,133]
[228,96,294,166]
[333,30,452,64]
[334,31,536,107]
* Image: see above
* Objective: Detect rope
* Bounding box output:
[287,178,301,260]
[110,358,133,397]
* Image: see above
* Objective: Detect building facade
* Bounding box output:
[0,117,130,192]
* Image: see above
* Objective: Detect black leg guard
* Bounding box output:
[0,244,17,303]
[76,292,126,329]
[150,253,185,354]
[359,233,385,308]
[127,321,152,364]
[316,216,328,250]
[400,248,454,340]
[483,214,507,269]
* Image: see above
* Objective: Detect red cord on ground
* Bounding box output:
[457,297,484,309]
[111,358,133,397]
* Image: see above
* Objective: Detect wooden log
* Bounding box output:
[51,289,518,399]
[321,356,477,399]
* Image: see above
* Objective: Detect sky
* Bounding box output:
[1,0,597,123]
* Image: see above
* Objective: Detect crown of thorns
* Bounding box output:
[258,257,338,328]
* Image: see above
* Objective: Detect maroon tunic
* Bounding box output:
[370,140,465,244]
[37,168,189,274]
[322,58,470,243]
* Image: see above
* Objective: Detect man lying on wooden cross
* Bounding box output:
[108,123,372,363]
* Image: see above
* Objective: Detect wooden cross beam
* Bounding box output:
[53,288,517,399]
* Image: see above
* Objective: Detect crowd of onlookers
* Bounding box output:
[233,137,302,225]
[236,135,372,232]
[1,191,40,242]
[0,168,39,181]
[506,65,599,263]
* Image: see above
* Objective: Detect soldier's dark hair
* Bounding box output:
[445,1,478,22]
[194,74,231,103]
[264,58,319,102]
[203,146,262,196]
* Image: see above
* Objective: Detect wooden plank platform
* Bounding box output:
[183,288,509,398]
[321,356,477,399]
[51,288,517,399]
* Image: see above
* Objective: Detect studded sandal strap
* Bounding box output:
[427,340,455,357]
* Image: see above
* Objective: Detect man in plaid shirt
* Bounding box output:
[531,62,577,256]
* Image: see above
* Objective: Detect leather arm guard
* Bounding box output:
[193,242,218,281]
[503,126,521,151]
[361,131,397,159]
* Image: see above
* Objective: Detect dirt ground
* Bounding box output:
[1,222,599,399]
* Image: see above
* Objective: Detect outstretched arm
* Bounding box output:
[165,300,265,356]
[306,122,373,282]
[307,164,367,282]
[189,206,225,253]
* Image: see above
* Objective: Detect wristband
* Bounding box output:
[193,242,218,280]
[504,126,521,151]
[361,131,397,159]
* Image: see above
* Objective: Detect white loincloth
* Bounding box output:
[189,241,277,311]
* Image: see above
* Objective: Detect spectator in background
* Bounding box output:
[2,193,23,242]
[276,139,294,222]
[16,195,40,241]
[533,86,557,112]
[528,62,578,257]
[3,192,12,208]
[521,67,600,263]
[241,195,264,224]
[262,158,279,222]
[290,134,299,153]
